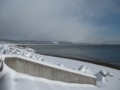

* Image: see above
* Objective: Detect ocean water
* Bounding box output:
[29,45,120,65]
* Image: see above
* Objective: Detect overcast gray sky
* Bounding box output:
[0,0,120,43]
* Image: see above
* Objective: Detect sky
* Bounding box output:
[0,0,120,43]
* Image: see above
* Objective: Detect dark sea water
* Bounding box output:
[29,45,120,65]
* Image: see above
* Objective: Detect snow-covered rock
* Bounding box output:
[107,71,113,77]
[99,70,107,76]
[0,44,46,64]
[78,65,92,74]
[95,70,108,83]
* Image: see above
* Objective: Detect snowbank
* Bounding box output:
[0,44,120,90]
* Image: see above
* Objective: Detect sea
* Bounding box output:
[29,45,120,66]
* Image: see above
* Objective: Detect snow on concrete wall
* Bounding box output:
[4,57,96,85]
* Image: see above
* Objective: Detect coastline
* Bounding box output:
[37,52,120,70]
[1,44,120,90]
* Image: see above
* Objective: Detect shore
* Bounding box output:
[37,52,120,70]
[0,44,120,90]
[1,54,120,90]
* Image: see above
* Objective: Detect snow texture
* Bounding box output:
[0,44,120,90]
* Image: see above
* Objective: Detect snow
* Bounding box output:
[78,65,92,74]
[30,53,120,90]
[3,54,95,78]
[0,44,120,90]
[99,70,107,76]
[95,71,107,83]
[107,72,113,77]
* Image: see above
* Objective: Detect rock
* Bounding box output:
[0,60,3,71]
[107,72,113,77]
[78,65,91,74]
[100,70,107,76]
[95,70,107,83]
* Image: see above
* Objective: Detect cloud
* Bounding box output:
[0,0,119,43]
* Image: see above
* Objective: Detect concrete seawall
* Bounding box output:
[4,57,96,85]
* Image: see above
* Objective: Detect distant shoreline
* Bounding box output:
[38,52,120,70]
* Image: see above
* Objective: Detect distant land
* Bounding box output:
[0,39,74,45]
[0,38,120,45]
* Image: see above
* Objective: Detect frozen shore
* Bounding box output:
[0,44,120,90]
[28,53,120,90]
[33,52,120,70]
[0,54,120,90]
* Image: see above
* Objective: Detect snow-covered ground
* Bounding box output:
[0,44,120,90]
[39,54,120,90]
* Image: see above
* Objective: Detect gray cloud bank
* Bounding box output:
[0,0,119,43]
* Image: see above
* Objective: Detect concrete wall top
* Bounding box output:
[2,54,96,78]
[4,57,96,85]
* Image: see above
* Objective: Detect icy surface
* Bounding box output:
[0,44,120,90]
